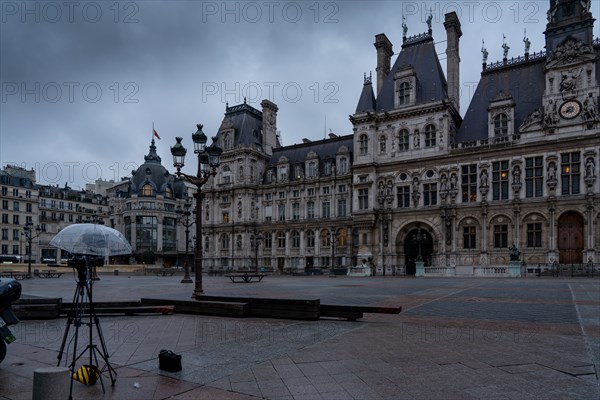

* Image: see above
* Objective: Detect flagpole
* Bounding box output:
[152,122,154,142]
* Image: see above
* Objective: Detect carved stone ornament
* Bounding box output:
[547,38,595,68]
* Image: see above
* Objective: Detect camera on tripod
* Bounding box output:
[68,255,104,282]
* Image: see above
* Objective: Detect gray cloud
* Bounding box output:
[1,0,598,188]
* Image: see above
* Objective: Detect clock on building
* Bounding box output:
[559,100,582,119]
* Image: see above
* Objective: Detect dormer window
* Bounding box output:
[279,165,288,181]
[141,184,154,197]
[399,82,411,105]
[223,133,232,150]
[494,114,508,136]
[308,162,317,177]
[488,92,515,140]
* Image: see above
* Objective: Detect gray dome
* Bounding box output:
[128,139,186,198]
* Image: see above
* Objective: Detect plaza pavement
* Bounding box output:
[0,273,599,399]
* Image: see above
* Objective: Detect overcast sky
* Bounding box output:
[1,0,599,189]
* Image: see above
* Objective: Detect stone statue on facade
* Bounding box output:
[512,165,521,184]
[426,14,433,31]
[402,17,408,37]
[502,36,510,59]
[480,169,489,187]
[585,158,596,180]
[509,244,521,261]
[523,33,530,54]
[547,161,557,182]
[582,93,599,122]
[481,41,488,64]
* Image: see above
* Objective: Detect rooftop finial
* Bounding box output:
[402,16,408,40]
[481,39,488,65]
[502,34,510,59]
[523,29,530,54]
[426,9,433,33]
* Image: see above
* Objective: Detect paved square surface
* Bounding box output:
[1,274,599,399]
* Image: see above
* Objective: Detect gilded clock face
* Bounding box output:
[559,100,581,119]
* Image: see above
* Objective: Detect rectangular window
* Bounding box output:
[322,186,330,195]
[338,198,347,217]
[265,193,272,200]
[358,188,369,210]
[398,131,409,151]
[463,226,476,249]
[338,184,346,193]
[2,214,8,224]
[493,225,508,248]
[1,200,7,209]
[13,201,19,211]
[525,157,544,198]
[1,245,7,255]
[278,191,285,199]
[561,152,580,195]
[527,223,542,247]
[461,164,478,202]
[322,201,330,219]
[26,203,32,212]
[397,186,410,208]
[292,203,300,220]
[292,190,299,197]
[307,201,315,219]
[423,183,437,206]
[278,204,286,221]
[307,188,315,196]
[12,215,19,225]
[492,161,509,200]
[1,229,7,240]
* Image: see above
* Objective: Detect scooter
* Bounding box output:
[0,277,21,364]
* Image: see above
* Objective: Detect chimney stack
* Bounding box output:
[261,99,278,155]
[444,12,462,113]
[374,33,393,96]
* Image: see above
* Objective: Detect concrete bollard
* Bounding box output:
[32,367,70,400]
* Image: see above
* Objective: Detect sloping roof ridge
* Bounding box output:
[275,134,353,152]
[225,102,262,118]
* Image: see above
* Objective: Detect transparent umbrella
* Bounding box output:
[49,223,132,257]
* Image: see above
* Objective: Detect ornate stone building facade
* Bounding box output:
[202,0,599,276]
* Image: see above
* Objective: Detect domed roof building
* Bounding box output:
[107,139,194,265]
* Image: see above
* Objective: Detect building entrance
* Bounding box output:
[403,229,433,275]
[558,212,584,264]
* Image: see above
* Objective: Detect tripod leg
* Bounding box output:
[57,282,82,366]
[86,279,117,386]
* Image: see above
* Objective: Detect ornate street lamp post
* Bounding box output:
[377,181,394,276]
[23,222,41,278]
[250,232,263,272]
[329,227,337,277]
[171,124,222,298]
[176,202,194,283]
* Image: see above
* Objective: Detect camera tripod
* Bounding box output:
[57,257,116,399]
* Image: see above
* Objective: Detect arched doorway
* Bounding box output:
[558,212,584,264]
[404,229,434,275]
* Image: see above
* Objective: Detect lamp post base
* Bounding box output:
[192,288,204,299]
[181,277,193,283]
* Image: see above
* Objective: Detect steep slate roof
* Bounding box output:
[221,102,264,148]
[455,59,546,143]
[267,135,353,181]
[355,79,376,113]
[376,35,448,111]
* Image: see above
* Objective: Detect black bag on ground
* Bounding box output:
[159,349,182,372]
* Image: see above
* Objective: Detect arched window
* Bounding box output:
[494,113,508,136]
[306,230,315,248]
[277,231,286,248]
[359,134,368,156]
[320,229,330,247]
[379,135,387,153]
[398,129,409,151]
[338,228,347,246]
[141,184,154,197]
[399,82,411,105]
[291,231,300,248]
[164,186,173,198]
[425,124,436,147]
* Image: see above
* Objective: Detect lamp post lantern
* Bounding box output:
[171,125,222,298]
[176,202,194,283]
[23,222,41,278]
